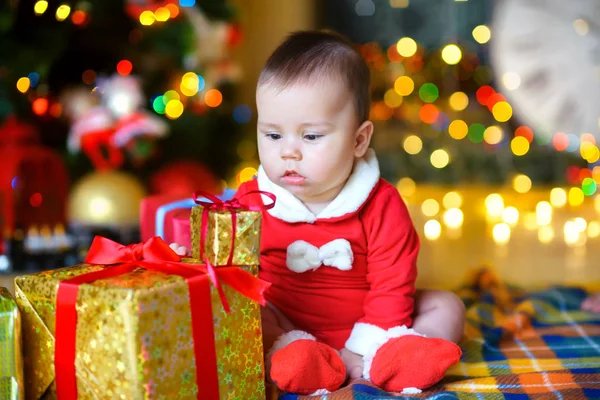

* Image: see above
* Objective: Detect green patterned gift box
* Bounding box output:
[0,287,23,400]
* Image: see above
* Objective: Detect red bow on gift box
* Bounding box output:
[55,236,271,400]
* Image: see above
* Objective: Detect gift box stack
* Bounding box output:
[1,190,269,400]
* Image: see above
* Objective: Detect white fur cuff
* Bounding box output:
[267,330,316,361]
[345,322,388,356]
[362,325,425,381]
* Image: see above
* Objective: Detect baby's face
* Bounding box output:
[256,78,364,208]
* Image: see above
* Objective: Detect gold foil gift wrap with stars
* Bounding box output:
[14,250,266,399]
[0,287,24,400]
[190,204,262,266]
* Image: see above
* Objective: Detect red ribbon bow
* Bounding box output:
[192,190,275,311]
[55,236,270,400]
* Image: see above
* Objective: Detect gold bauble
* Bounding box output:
[68,171,146,228]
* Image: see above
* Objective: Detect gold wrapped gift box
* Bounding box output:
[15,263,265,400]
[190,206,261,266]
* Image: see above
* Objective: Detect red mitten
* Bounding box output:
[367,329,461,393]
[269,331,346,395]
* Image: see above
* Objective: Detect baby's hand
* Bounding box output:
[339,348,364,379]
[169,242,190,257]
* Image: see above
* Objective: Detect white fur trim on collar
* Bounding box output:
[257,148,380,223]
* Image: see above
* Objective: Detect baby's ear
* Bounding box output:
[354,120,374,158]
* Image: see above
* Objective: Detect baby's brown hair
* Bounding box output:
[258,30,371,123]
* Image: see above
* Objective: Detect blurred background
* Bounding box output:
[1,0,599,290]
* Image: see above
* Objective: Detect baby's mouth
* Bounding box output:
[284,170,302,177]
[282,170,306,184]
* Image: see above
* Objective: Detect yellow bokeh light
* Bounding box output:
[155,7,170,21]
[538,226,554,244]
[396,37,418,57]
[394,76,414,96]
[443,208,464,228]
[502,206,519,226]
[511,136,530,156]
[421,199,440,217]
[502,72,521,91]
[396,177,416,197]
[34,0,48,15]
[443,191,462,209]
[140,10,156,26]
[536,201,553,226]
[587,147,600,163]
[574,217,587,233]
[492,223,511,244]
[16,77,30,93]
[569,187,585,206]
[492,101,513,122]
[483,125,503,145]
[595,195,600,212]
[550,188,567,208]
[384,89,403,108]
[441,44,462,65]
[56,4,71,21]
[239,167,258,183]
[430,149,450,168]
[513,174,532,194]
[472,25,491,44]
[448,120,468,140]
[588,221,600,238]
[524,212,538,230]
[180,72,199,97]
[449,91,469,111]
[403,135,423,155]
[485,193,504,217]
[581,142,600,163]
[564,221,581,246]
[424,220,441,241]
[165,99,184,119]
[389,0,410,7]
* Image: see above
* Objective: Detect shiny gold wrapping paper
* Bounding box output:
[190,206,261,266]
[14,264,265,400]
[0,287,24,400]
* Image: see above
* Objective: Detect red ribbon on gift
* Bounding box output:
[54,236,271,400]
[193,190,275,312]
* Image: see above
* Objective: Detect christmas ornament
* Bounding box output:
[149,160,221,195]
[68,171,146,228]
[63,76,168,170]
[491,0,600,139]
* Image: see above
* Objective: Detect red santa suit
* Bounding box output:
[236,149,420,356]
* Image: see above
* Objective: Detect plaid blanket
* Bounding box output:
[268,268,600,399]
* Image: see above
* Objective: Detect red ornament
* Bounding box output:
[149,160,221,196]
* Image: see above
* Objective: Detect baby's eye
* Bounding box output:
[265,132,282,140]
[304,133,322,141]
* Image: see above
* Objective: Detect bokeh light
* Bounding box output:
[396,37,418,57]
[403,135,423,155]
[441,44,462,65]
[472,25,491,44]
[449,92,468,111]
[430,149,450,168]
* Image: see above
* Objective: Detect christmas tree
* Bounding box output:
[0,0,245,182]
[0,0,247,270]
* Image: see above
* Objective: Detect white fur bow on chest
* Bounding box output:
[286,239,354,273]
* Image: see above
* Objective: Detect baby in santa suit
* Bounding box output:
[173,30,465,395]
